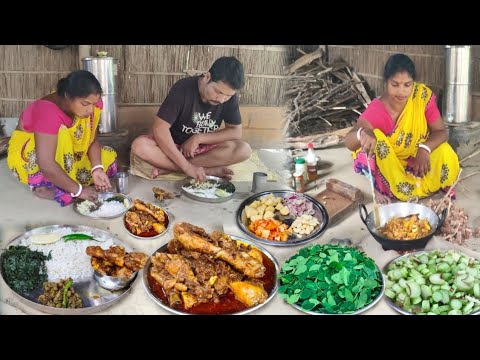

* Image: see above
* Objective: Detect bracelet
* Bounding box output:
[91,164,104,173]
[70,183,83,198]
[418,144,432,154]
[356,127,364,141]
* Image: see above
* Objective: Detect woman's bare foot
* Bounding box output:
[32,186,56,200]
[205,166,234,180]
[375,190,392,205]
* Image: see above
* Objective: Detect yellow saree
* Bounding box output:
[353,83,460,201]
[7,102,117,205]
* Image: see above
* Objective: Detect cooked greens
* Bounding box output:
[1,245,51,293]
[279,244,383,314]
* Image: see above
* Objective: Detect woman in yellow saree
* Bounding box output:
[7,70,118,206]
[345,54,460,203]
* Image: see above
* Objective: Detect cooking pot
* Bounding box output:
[359,202,448,251]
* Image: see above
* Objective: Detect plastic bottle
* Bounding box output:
[295,158,307,180]
[305,143,318,181]
[293,172,305,193]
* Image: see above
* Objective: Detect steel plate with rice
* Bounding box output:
[0,225,137,315]
[143,222,278,315]
[181,176,235,203]
[74,192,132,220]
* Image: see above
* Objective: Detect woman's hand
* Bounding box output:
[359,128,377,157]
[411,149,431,178]
[180,134,200,159]
[92,168,111,192]
[78,186,98,201]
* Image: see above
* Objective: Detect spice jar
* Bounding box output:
[293,172,305,193]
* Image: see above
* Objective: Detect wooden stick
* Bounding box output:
[460,149,480,164]
[459,170,480,182]
[434,168,463,212]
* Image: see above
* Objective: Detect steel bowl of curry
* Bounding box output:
[359,202,448,251]
[143,222,279,315]
[123,199,172,239]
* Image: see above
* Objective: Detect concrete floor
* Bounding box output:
[1,146,480,315]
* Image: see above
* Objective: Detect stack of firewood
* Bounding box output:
[285,48,372,139]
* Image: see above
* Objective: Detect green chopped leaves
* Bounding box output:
[0,245,51,293]
[279,244,383,314]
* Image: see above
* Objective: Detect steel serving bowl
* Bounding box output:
[180,176,235,203]
[236,190,329,247]
[93,270,138,291]
[359,202,448,251]
[143,235,279,315]
[291,272,386,315]
[383,250,480,315]
[123,201,173,240]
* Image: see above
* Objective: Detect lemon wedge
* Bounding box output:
[30,233,63,245]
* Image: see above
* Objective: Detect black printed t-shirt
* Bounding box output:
[157,76,241,145]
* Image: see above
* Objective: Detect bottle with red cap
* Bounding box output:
[305,143,317,181]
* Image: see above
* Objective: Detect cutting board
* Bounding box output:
[314,178,363,224]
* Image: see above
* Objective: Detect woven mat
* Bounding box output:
[130,150,279,182]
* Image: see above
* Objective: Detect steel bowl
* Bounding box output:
[383,250,480,315]
[180,176,235,203]
[73,192,132,220]
[236,190,329,247]
[143,235,279,315]
[359,202,448,251]
[93,270,138,291]
[123,201,173,240]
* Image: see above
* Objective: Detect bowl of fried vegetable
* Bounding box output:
[359,203,448,251]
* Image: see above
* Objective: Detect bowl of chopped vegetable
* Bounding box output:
[278,243,385,314]
[384,249,480,315]
[359,202,448,251]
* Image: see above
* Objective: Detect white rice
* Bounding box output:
[20,228,116,282]
[77,200,127,217]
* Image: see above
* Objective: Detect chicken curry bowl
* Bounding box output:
[143,223,279,315]
[124,199,170,239]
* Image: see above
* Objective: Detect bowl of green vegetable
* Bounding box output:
[384,249,480,315]
[278,244,385,315]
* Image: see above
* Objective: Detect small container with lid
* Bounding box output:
[295,157,307,180]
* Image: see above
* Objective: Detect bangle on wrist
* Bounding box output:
[70,183,83,198]
[356,127,364,141]
[418,144,431,154]
[91,164,104,173]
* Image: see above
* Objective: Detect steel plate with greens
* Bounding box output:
[385,249,480,315]
[181,176,235,203]
[279,244,384,314]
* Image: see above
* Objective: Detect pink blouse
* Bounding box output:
[360,95,441,135]
[20,98,103,135]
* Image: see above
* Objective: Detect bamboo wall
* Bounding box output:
[0,45,288,117]
[328,45,445,96]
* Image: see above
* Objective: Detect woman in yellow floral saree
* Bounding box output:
[7,70,117,206]
[345,54,460,203]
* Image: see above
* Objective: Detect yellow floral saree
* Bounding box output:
[7,102,117,206]
[353,83,460,201]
